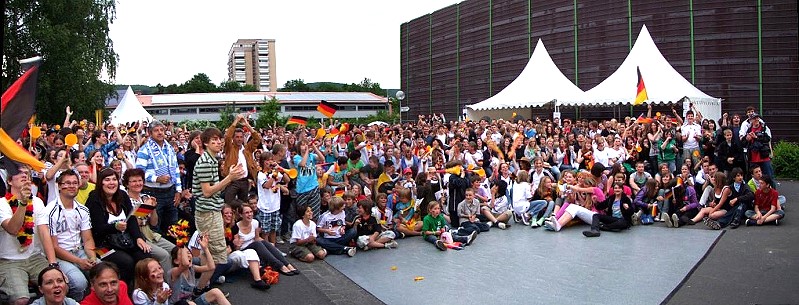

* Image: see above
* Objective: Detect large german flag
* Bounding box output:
[634,66,648,106]
[317,100,338,118]
[287,116,308,126]
[0,57,45,171]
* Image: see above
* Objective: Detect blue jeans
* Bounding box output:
[316,229,357,255]
[458,221,489,235]
[527,200,554,220]
[57,250,89,301]
[144,186,178,233]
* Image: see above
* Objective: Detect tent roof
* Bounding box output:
[109,86,153,125]
[560,25,720,106]
[467,39,584,111]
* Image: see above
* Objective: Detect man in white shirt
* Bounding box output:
[681,111,702,168]
[463,142,483,169]
[46,169,96,301]
[0,160,58,305]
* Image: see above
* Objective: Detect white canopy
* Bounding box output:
[561,25,722,120]
[109,86,153,126]
[466,39,584,120]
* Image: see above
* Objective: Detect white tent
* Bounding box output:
[466,39,584,121]
[560,25,722,120]
[109,86,153,126]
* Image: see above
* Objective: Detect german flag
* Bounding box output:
[335,188,345,197]
[635,66,648,106]
[94,247,116,259]
[287,116,308,126]
[130,204,155,218]
[317,100,338,118]
[0,56,45,172]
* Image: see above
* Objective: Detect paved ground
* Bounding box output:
[221,180,797,305]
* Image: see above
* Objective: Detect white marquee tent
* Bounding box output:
[560,25,722,120]
[466,39,584,121]
[109,86,154,126]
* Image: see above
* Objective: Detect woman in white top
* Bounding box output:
[511,170,534,224]
[235,205,298,275]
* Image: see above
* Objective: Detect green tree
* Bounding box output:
[255,97,282,128]
[3,0,118,124]
[180,73,217,93]
[217,104,235,129]
[280,79,309,92]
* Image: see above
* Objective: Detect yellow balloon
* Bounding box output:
[30,126,41,139]
[65,134,78,146]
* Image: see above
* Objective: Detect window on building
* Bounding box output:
[150,109,168,115]
[285,106,317,111]
[358,105,387,110]
[199,107,220,113]
[171,108,196,114]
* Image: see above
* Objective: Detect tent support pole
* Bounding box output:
[757,0,763,113]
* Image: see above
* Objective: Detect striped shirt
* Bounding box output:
[192,151,223,212]
[135,138,182,192]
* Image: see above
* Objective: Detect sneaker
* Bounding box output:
[466,231,477,245]
[388,240,399,248]
[632,211,642,226]
[661,212,669,222]
[536,217,547,227]
[745,219,756,226]
[730,219,740,229]
[664,213,674,228]
[774,219,780,226]
[486,221,493,228]
[215,275,226,284]
[582,229,600,237]
[280,250,287,257]
[345,247,357,257]
[398,232,406,239]
[543,220,554,231]
[276,237,285,244]
[513,212,521,223]
[498,222,507,230]
[250,280,270,290]
[671,214,680,228]
[531,220,539,228]
[435,240,447,251]
[550,217,562,232]
[363,245,370,251]
[521,213,531,226]
[705,219,721,230]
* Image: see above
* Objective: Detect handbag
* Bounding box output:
[106,232,135,250]
[641,213,654,225]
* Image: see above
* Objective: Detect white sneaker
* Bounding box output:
[466,231,477,245]
[388,240,399,248]
[664,213,674,228]
[632,211,642,226]
[549,218,562,232]
[486,221,493,228]
[216,275,226,284]
[498,222,507,230]
[521,213,531,226]
[345,247,356,257]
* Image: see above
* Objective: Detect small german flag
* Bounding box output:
[335,188,345,197]
[130,204,155,218]
[287,116,308,126]
[635,66,648,106]
[317,100,338,118]
[95,247,116,259]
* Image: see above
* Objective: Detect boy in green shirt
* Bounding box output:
[421,201,476,251]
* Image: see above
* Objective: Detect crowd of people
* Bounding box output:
[0,102,786,305]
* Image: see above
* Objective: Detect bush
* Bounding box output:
[178,119,215,132]
[772,141,799,179]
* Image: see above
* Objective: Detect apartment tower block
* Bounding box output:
[228,39,277,92]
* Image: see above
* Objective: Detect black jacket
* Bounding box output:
[85,189,144,248]
[596,194,635,224]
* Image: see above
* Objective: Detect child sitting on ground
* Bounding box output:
[343,191,358,230]
[290,205,327,262]
[745,175,784,226]
[479,180,512,229]
[421,201,476,251]
[457,188,491,234]
[372,193,394,232]
[393,188,423,238]
[169,245,236,305]
[132,258,177,305]
[354,200,398,250]
[316,197,358,257]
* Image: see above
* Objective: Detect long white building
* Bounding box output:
[105,91,389,122]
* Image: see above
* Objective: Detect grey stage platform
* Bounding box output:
[326,225,722,305]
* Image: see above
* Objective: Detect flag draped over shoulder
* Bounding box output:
[635,66,648,106]
[0,57,45,171]
[317,100,338,118]
[287,116,308,126]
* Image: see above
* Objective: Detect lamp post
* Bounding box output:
[395,90,405,124]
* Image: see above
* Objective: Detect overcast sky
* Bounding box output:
[109,0,461,89]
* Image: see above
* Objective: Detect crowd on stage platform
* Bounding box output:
[0,103,785,305]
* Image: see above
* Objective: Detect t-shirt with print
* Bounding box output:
[45,198,92,251]
[293,153,319,194]
[355,215,380,237]
[317,210,346,239]
[0,197,49,260]
[256,171,282,213]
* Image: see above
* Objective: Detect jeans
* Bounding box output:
[144,186,178,234]
[57,250,89,301]
[243,240,291,269]
[458,221,489,235]
[424,234,467,245]
[316,229,357,255]
[527,200,554,220]
[549,166,561,180]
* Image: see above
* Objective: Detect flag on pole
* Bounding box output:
[635,114,653,124]
[0,56,45,172]
[95,247,116,259]
[335,188,345,197]
[130,204,155,219]
[287,116,308,126]
[317,100,338,118]
[635,66,648,106]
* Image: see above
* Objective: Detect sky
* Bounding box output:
[109,0,462,89]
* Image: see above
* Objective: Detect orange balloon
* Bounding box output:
[30,126,41,139]
[65,134,78,146]
[693,150,700,157]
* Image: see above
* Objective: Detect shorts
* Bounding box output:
[257,210,282,232]
[356,231,396,248]
[228,249,260,270]
[193,293,210,305]
[0,255,49,300]
[290,243,324,259]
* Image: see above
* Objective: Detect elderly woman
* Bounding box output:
[80,262,133,305]
[122,168,176,271]
[31,266,80,305]
[86,168,152,286]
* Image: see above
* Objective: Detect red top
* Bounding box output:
[754,188,779,211]
[80,280,133,305]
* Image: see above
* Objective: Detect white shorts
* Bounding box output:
[356,231,396,248]
[564,204,596,223]
[228,249,259,270]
